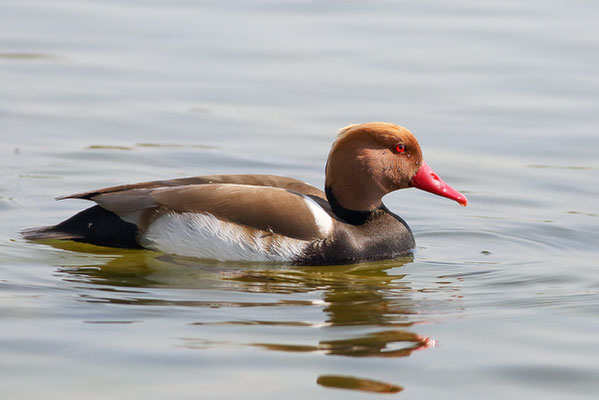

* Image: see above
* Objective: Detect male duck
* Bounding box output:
[22,122,467,265]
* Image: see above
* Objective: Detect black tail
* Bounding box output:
[21,205,142,249]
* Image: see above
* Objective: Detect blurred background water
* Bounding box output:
[1,0,599,398]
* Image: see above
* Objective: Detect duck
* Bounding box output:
[22,122,467,265]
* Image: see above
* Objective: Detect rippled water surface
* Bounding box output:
[2,1,599,399]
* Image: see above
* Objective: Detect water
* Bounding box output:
[1,0,599,398]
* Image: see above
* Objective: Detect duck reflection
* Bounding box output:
[317,375,403,394]
[54,244,435,354]
[50,240,448,393]
[252,329,434,358]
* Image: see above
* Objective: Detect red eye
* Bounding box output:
[395,144,405,153]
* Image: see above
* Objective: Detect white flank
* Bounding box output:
[140,212,309,262]
[301,195,333,236]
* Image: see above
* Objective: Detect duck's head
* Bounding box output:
[325,122,467,213]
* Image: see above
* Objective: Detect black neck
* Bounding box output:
[325,186,377,225]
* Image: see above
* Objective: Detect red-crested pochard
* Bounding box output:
[22,122,467,265]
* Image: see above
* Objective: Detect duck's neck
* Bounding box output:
[324,141,390,221]
[325,186,380,225]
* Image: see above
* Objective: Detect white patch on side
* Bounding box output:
[301,195,333,236]
[140,212,309,262]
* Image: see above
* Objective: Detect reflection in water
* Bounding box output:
[317,375,403,394]
[252,329,434,358]
[47,240,460,394]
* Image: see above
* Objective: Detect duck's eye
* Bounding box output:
[395,144,406,153]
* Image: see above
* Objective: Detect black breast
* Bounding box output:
[295,206,414,266]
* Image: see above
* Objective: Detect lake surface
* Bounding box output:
[1,0,599,398]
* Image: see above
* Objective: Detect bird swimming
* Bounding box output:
[22,122,467,265]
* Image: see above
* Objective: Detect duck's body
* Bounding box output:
[22,123,467,265]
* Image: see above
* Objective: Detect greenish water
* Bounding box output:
[1,1,599,399]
